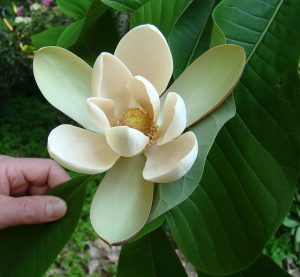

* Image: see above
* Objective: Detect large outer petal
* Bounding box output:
[143,132,198,183]
[106,126,149,157]
[48,124,119,174]
[33,46,96,131]
[90,155,154,245]
[115,25,173,95]
[91,53,132,117]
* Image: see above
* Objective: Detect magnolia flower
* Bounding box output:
[33,24,245,245]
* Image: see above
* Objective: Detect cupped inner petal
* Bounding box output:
[87,97,117,132]
[128,76,160,122]
[90,155,154,245]
[143,132,198,183]
[48,124,119,174]
[115,24,173,95]
[157,92,186,145]
[166,44,246,126]
[33,46,97,132]
[91,52,132,117]
[106,126,149,157]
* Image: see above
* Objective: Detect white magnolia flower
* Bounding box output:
[33,24,245,245]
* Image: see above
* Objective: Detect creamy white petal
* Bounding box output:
[48,124,119,174]
[91,52,132,117]
[90,155,154,245]
[115,24,173,95]
[143,132,198,183]
[33,46,97,131]
[87,97,117,132]
[128,76,160,121]
[157,92,186,145]
[106,126,149,157]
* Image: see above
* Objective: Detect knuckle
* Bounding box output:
[19,198,40,223]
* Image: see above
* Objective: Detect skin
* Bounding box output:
[0,155,70,229]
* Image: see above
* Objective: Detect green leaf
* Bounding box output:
[59,0,119,64]
[0,175,94,277]
[31,26,66,49]
[213,0,300,178]
[101,0,149,12]
[57,19,85,48]
[168,0,216,78]
[167,0,300,275]
[33,0,118,64]
[57,0,91,19]
[130,0,193,37]
[199,255,291,277]
[117,227,187,277]
[70,10,119,64]
[167,117,293,274]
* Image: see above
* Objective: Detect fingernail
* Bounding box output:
[46,198,67,219]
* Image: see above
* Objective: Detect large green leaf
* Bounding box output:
[57,0,91,19]
[168,0,216,78]
[117,227,187,277]
[0,175,94,277]
[213,0,300,178]
[68,10,119,65]
[200,255,291,277]
[130,0,193,37]
[31,26,66,49]
[167,0,300,275]
[101,0,149,12]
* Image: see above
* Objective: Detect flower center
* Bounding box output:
[120,108,151,134]
[119,108,158,142]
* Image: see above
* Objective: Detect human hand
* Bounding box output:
[0,155,70,229]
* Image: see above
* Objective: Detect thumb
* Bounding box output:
[0,195,67,229]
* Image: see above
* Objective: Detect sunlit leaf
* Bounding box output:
[130,0,192,37]
[57,0,91,19]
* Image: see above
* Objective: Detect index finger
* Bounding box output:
[1,156,70,190]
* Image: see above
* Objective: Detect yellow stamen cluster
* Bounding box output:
[119,108,158,144]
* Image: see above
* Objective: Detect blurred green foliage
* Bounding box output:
[0,0,72,90]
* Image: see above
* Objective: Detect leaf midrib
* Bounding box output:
[245,0,283,64]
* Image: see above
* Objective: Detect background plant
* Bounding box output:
[0,0,72,90]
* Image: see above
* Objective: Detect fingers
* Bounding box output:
[0,156,70,196]
[0,195,67,229]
